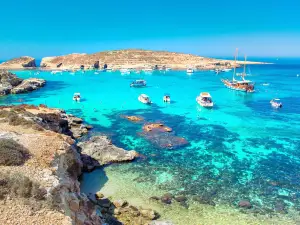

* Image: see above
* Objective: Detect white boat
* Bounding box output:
[120,68,131,75]
[130,80,146,87]
[166,67,171,71]
[138,94,152,104]
[270,98,282,108]
[222,68,232,72]
[73,93,81,102]
[196,92,214,108]
[163,94,171,103]
[51,70,62,75]
[143,68,153,73]
[187,68,194,74]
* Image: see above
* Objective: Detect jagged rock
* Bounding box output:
[78,136,138,166]
[95,191,104,199]
[140,208,158,220]
[113,199,128,208]
[0,56,36,69]
[97,198,111,208]
[0,70,45,96]
[69,199,80,212]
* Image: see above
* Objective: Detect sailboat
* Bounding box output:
[221,49,255,93]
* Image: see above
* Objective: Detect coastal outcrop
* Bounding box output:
[0,105,103,225]
[39,49,266,70]
[0,56,36,69]
[0,70,45,96]
[78,136,138,171]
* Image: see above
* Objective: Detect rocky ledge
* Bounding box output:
[78,136,139,171]
[0,56,36,69]
[0,70,45,96]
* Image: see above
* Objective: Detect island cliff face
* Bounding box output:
[40,49,265,70]
[0,56,36,69]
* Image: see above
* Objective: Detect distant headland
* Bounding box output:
[0,49,269,70]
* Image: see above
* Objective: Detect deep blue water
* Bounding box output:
[1,61,300,222]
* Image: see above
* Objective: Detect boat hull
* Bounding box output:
[221,79,255,93]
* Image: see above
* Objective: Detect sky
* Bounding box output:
[1,0,300,59]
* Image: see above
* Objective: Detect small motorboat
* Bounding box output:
[222,68,232,72]
[138,94,152,104]
[163,94,171,103]
[187,68,194,74]
[130,80,146,87]
[270,98,282,108]
[73,93,81,102]
[196,92,214,108]
[51,70,62,75]
[143,68,153,74]
[120,68,130,75]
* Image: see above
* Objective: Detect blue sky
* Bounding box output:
[1,0,300,59]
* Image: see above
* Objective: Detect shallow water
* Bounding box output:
[2,61,300,224]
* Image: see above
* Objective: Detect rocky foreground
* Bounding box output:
[0,104,169,225]
[0,70,45,96]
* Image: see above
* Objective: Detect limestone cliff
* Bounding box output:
[0,56,36,69]
[40,49,266,70]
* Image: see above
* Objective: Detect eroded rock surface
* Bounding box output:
[78,136,138,170]
[0,70,45,96]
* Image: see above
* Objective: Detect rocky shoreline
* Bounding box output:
[0,104,168,225]
[0,70,45,96]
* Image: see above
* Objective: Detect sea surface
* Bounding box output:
[1,60,300,224]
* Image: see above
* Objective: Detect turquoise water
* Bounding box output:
[2,61,300,222]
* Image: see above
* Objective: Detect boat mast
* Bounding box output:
[233,48,238,81]
[243,55,247,75]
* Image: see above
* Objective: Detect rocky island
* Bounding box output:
[39,49,266,70]
[0,56,36,69]
[0,70,45,96]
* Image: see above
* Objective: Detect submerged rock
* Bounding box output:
[122,115,144,122]
[140,208,158,220]
[174,195,187,202]
[161,193,173,204]
[238,200,252,209]
[78,136,138,167]
[143,123,172,132]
